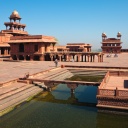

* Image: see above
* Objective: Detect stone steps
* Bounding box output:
[34,69,73,80]
[0,84,35,100]
[0,83,27,96]
[0,82,43,115]
[33,68,67,79]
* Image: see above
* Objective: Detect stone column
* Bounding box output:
[24,55,26,61]
[93,55,95,62]
[44,81,54,92]
[16,55,19,60]
[90,55,92,62]
[101,54,103,62]
[10,56,13,60]
[84,55,86,62]
[98,55,101,62]
[81,55,83,62]
[87,55,90,62]
[53,43,55,51]
[68,55,71,62]
[4,48,6,55]
[0,48,1,55]
[66,55,69,62]
[30,55,33,61]
[40,55,44,61]
[67,83,78,94]
[50,55,53,61]
[78,54,81,62]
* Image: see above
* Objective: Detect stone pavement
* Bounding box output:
[0,53,128,84]
[103,76,128,90]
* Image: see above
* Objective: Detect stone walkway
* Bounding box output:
[104,76,128,90]
[0,53,128,86]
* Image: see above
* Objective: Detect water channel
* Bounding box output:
[0,84,128,128]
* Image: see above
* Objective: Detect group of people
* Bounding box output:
[106,54,118,58]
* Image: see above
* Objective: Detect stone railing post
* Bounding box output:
[115,87,119,97]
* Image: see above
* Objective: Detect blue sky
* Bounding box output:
[0,0,128,49]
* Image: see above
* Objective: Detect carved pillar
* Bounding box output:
[98,55,101,62]
[23,55,26,61]
[30,55,33,61]
[90,55,92,62]
[40,55,44,61]
[44,81,55,92]
[10,56,13,60]
[50,55,53,61]
[78,54,81,62]
[81,55,83,62]
[93,55,95,62]
[67,83,78,94]
[53,43,55,51]
[16,55,19,60]
[0,48,1,55]
[85,55,86,62]
[4,48,6,55]
[101,54,103,62]
[87,55,90,62]
[66,55,69,62]
[68,55,71,62]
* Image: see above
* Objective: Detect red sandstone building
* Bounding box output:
[101,32,122,53]
[0,10,57,61]
[0,10,103,62]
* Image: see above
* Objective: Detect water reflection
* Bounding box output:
[0,84,128,128]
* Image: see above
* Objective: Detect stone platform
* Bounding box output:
[0,53,128,116]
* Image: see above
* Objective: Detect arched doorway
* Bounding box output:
[44,54,51,61]
[34,55,39,61]
[19,55,24,60]
[26,55,30,60]
[12,55,17,60]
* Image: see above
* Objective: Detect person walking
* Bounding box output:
[54,59,58,67]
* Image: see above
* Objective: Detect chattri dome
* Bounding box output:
[102,32,107,37]
[10,10,21,19]
[117,32,121,37]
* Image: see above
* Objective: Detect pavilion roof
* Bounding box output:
[9,35,57,43]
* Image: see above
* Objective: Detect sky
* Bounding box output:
[0,0,128,50]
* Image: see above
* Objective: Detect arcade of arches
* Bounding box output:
[11,52,103,62]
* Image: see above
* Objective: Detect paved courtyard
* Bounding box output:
[0,53,128,84]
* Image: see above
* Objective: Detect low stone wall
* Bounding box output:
[97,88,128,97]
[98,71,109,88]
[97,71,128,112]
[109,71,128,76]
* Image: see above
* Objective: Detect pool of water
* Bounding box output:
[0,84,128,128]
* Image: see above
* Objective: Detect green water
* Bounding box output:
[66,75,104,82]
[0,84,128,128]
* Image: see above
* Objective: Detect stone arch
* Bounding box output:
[12,55,17,60]
[44,54,51,61]
[19,55,24,60]
[33,55,40,61]
[26,55,30,60]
